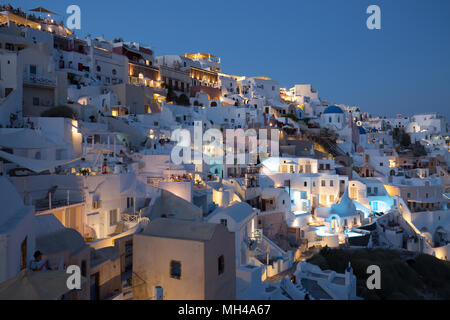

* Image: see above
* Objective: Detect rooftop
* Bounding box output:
[140,218,223,242]
[323,105,344,115]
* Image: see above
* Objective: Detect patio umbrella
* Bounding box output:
[0,269,86,300]
[29,7,59,16]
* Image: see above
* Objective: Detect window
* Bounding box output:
[220,219,228,227]
[304,181,307,187]
[20,237,27,270]
[330,180,334,187]
[372,201,379,212]
[112,69,117,75]
[127,197,134,209]
[329,195,334,203]
[30,65,37,75]
[321,180,326,187]
[218,255,225,275]
[109,209,118,226]
[170,261,181,279]
[81,260,87,277]
[374,187,378,194]
[32,97,40,106]
[367,187,372,194]
[96,65,101,72]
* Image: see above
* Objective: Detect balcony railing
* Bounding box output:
[23,72,57,87]
[22,188,84,212]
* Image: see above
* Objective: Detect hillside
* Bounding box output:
[307,247,450,300]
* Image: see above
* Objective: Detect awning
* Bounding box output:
[0,150,80,173]
[30,7,59,15]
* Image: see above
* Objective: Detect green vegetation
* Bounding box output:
[176,94,191,106]
[165,85,191,106]
[40,106,77,119]
[393,127,412,148]
[308,247,450,300]
[285,113,299,122]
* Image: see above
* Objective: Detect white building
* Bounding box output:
[206,201,258,267]
[0,177,36,283]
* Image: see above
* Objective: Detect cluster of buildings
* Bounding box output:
[0,4,449,300]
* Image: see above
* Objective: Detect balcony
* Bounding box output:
[23,72,57,88]
[23,188,84,212]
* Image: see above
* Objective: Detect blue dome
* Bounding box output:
[323,105,344,114]
[357,126,366,134]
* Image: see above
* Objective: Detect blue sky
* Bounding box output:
[8,0,450,119]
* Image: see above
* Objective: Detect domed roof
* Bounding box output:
[323,105,344,114]
[330,188,357,217]
[357,126,366,134]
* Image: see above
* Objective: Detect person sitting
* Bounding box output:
[29,250,51,271]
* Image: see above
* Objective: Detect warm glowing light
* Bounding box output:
[389,160,396,168]
[71,120,79,134]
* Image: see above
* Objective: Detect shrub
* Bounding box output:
[40,106,77,119]
[176,94,191,106]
